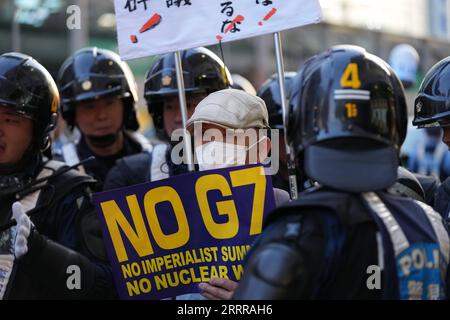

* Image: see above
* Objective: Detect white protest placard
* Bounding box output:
[114,0,322,60]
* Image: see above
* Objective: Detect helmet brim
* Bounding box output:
[61,87,123,108]
[144,87,207,99]
[413,94,450,127]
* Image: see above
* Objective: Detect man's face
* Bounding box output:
[163,93,206,137]
[0,106,33,164]
[75,96,124,137]
[194,123,271,165]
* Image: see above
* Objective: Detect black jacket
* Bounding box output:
[75,131,147,191]
[0,155,116,299]
[234,188,450,300]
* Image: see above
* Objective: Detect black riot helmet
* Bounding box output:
[0,52,59,150]
[413,56,450,128]
[144,47,232,130]
[257,72,297,129]
[57,47,139,130]
[288,45,407,192]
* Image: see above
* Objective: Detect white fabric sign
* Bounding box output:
[114,0,322,60]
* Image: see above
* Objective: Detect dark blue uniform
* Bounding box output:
[435,178,450,221]
[56,131,150,191]
[234,188,450,299]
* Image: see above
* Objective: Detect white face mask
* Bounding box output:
[195,141,247,171]
[195,138,266,171]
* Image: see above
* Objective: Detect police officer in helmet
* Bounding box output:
[390,44,445,205]
[413,56,450,219]
[103,47,232,190]
[233,45,450,300]
[0,52,115,299]
[56,47,151,190]
[145,47,232,140]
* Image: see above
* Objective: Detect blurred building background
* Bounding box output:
[1,0,450,126]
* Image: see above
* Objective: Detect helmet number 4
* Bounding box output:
[340,63,362,89]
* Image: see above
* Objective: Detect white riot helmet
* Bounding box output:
[389,44,420,89]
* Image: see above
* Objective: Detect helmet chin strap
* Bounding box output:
[86,132,119,148]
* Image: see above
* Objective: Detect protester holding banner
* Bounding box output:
[56,47,151,190]
[103,47,232,190]
[233,46,450,300]
[95,87,287,300]
[0,52,115,299]
[184,88,289,299]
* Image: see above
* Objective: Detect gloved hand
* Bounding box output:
[12,202,31,259]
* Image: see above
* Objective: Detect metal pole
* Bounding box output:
[12,5,21,52]
[273,32,298,200]
[174,51,195,171]
[68,0,89,54]
[254,35,271,87]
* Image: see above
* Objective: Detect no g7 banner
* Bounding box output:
[93,165,276,300]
